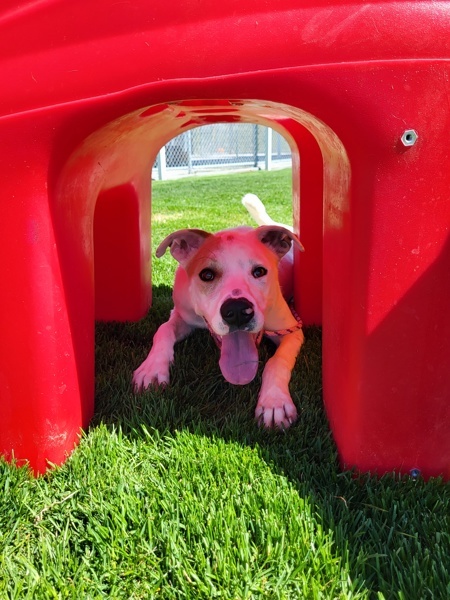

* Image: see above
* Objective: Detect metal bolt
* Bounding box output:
[410,468,421,479]
[401,129,418,147]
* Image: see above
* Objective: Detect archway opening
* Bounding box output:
[60,99,349,326]
[149,121,294,290]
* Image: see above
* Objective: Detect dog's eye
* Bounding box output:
[199,268,215,282]
[252,266,268,279]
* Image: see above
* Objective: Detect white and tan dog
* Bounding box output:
[133,194,304,429]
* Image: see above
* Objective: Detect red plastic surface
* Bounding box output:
[0,1,449,477]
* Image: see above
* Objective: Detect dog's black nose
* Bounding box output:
[220,298,254,328]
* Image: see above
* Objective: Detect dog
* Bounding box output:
[133,194,304,429]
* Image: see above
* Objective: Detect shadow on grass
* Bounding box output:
[93,284,450,599]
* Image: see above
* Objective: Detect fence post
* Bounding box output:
[253,124,259,168]
[265,127,273,171]
[187,130,193,174]
[157,146,167,180]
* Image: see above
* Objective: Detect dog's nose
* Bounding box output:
[220,298,254,328]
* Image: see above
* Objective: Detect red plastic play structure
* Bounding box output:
[0,0,449,478]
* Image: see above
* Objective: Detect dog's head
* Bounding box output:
[157,226,303,385]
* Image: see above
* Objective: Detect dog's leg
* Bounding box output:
[133,309,194,390]
[255,329,304,428]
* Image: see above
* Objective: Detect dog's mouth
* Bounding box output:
[218,330,260,385]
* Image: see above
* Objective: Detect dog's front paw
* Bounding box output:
[255,392,298,429]
[132,355,170,391]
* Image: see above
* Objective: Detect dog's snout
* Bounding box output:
[220,298,254,328]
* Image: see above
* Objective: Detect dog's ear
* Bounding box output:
[256,226,304,259]
[156,229,211,265]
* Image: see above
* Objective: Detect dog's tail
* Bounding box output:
[241,193,293,232]
[241,194,273,226]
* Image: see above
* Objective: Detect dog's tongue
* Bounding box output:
[219,331,258,385]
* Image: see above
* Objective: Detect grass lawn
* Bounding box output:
[1,169,449,599]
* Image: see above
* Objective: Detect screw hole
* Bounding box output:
[400,129,418,147]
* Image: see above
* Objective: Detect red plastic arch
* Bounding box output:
[0,0,449,477]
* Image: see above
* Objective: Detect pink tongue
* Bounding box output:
[219,331,259,385]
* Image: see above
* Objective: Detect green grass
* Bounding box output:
[1,169,449,599]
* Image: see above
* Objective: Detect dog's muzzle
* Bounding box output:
[220,297,254,330]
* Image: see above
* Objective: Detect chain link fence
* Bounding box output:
[152,124,291,180]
